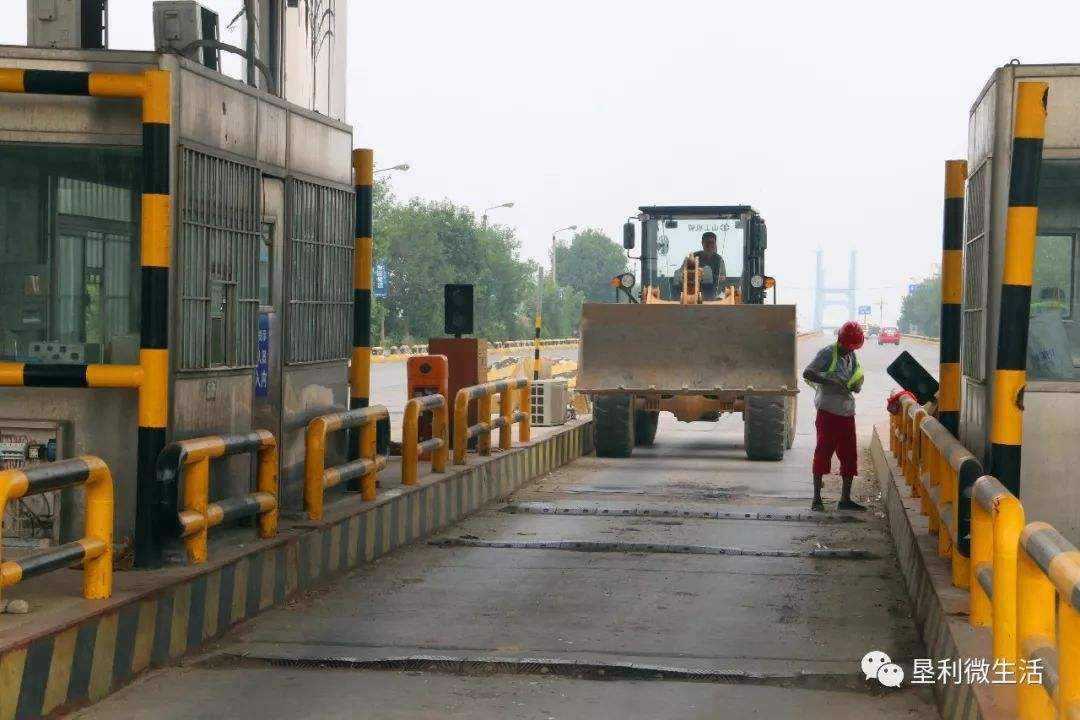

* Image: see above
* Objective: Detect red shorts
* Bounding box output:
[813,409,858,477]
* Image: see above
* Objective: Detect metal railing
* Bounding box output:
[893,396,982,587]
[453,379,531,465]
[1017,522,1080,718]
[0,457,113,599]
[970,476,1024,663]
[889,397,1080,717]
[402,394,449,485]
[305,405,389,519]
[156,431,278,564]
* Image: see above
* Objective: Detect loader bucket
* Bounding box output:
[576,303,798,396]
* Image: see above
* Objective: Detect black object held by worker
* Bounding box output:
[886,351,939,405]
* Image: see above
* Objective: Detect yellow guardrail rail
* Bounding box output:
[157,431,278,564]
[0,457,113,600]
[889,396,1080,717]
[453,379,531,465]
[305,405,389,519]
[892,396,981,587]
[402,394,449,486]
[971,475,1024,664]
[1016,522,1080,718]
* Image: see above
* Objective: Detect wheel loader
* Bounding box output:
[576,205,798,459]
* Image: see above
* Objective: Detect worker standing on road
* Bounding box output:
[802,321,865,512]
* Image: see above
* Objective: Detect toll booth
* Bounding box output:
[0,44,355,544]
[960,62,1080,543]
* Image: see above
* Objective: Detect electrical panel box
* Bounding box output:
[530,380,570,427]
[152,1,220,70]
[27,0,107,50]
[1,419,68,549]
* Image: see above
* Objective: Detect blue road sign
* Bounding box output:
[255,313,270,397]
[858,305,872,315]
[374,261,389,298]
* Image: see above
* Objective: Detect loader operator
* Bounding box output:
[693,231,726,299]
[802,321,865,512]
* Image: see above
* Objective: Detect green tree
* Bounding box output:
[538,278,585,338]
[554,229,628,303]
[371,180,533,344]
[898,271,942,337]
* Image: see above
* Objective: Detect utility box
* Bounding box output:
[27,0,107,50]
[530,380,569,427]
[152,1,220,70]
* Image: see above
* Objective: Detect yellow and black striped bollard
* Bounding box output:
[989,81,1048,496]
[939,159,966,436]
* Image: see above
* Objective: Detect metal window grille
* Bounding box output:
[962,162,990,381]
[177,148,261,370]
[286,178,353,364]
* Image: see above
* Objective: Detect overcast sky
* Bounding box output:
[5,1,1080,326]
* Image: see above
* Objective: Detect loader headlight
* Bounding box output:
[750,274,764,288]
[618,272,635,289]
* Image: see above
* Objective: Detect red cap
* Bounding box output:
[838,321,865,350]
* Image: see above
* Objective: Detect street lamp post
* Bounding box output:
[482,201,514,227]
[373,163,410,175]
[550,225,577,286]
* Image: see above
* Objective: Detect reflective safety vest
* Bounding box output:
[828,343,864,389]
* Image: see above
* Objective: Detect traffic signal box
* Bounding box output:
[428,338,488,451]
[407,355,449,459]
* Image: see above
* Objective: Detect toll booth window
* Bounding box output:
[285,178,353,364]
[0,144,140,365]
[176,149,261,370]
[1030,160,1080,380]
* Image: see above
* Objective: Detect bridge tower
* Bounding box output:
[812,249,857,329]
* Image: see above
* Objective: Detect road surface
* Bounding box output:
[73,336,940,719]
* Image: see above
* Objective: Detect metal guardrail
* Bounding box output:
[402,394,449,485]
[453,379,531,465]
[305,405,389,519]
[892,396,982,587]
[156,431,278,564]
[0,457,113,599]
[372,338,581,359]
[1016,522,1080,718]
[890,395,1080,717]
[971,476,1024,664]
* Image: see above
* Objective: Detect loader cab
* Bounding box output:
[635,206,768,304]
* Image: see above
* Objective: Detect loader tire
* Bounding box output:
[785,398,797,450]
[634,410,659,446]
[594,394,635,458]
[744,396,786,461]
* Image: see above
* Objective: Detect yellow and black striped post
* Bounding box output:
[534,268,543,381]
[939,160,967,437]
[136,70,172,568]
[349,149,374,491]
[989,81,1048,496]
[0,68,172,568]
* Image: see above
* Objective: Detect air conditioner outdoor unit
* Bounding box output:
[152,1,220,70]
[530,380,569,427]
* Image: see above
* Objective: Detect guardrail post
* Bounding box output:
[992,496,1023,663]
[1059,604,1080,719]
[184,457,211,564]
[83,458,114,599]
[970,491,993,628]
[403,401,420,486]
[433,403,448,472]
[257,435,278,538]
[1017,545,1056,719]
[454,390,469,465]
[499,389,513,451]
[520,383,531,442]
[478,393,492,456]
[361,418,378,501]
[305,417,330,520]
